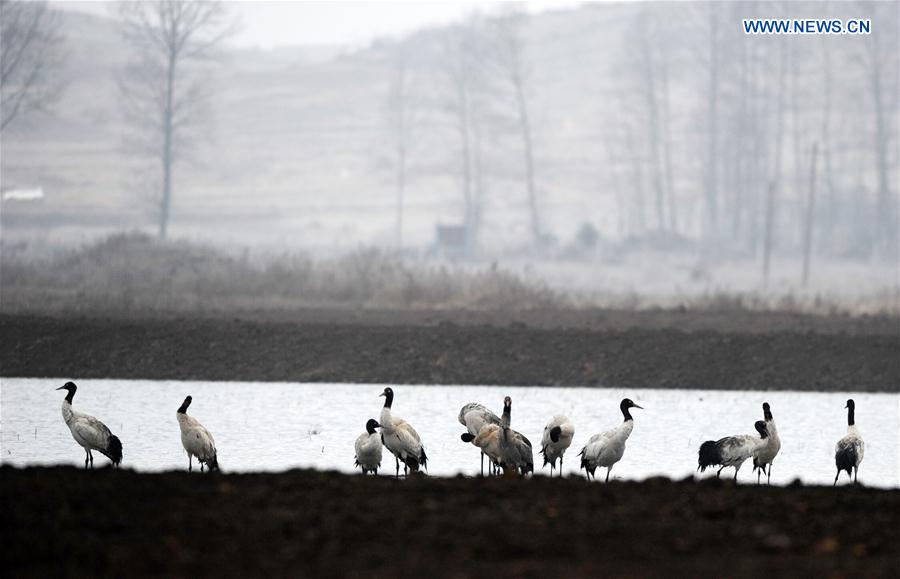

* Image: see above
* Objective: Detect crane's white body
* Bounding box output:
[579,420,634,480]
[59,384,122,469]
[177,412,217,471]
[62,401,115,460]
[355,431,383,474]
[752,419,781,483]
[381,405,425,474]
[541,415,575,474]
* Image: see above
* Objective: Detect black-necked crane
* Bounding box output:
[379,387,428,476]
[752,402,781,484]
[495,396,534,475]
[176,395,219,472]
[458,402,500,475]
[355,419,383,475]
[540,415,574,477]
[579,398,643,482]
[834,399,864,486]
[698,421,768,481]
[57,381,122,469]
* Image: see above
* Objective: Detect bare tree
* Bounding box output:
[0,0,64,131]
[489,9,542,244]
[632,8,667,233]
[384,43,418,252]
[116,0,232,239]
[802,143,818,286]
[702,2,722,240]
[440,17,489,256]
[762,35,788,287]
[817,30,835,255]
[859,2,899,259]
[658,40,678,235]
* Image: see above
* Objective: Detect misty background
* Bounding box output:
[2,0,898,314]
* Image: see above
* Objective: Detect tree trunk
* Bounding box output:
[159,51,176,240]
[802,144,818,286]
[763,40,788,287]
[704,6,719,240]
[639,21,666,233]
[514,80,540,244]
[791,42,805,252]
[604,140,626,238]
[458,81,474,256]
[732,39,749,241]
[660,56,677,234]
[870,51,895,259]
[820,38,836,257]
[396,143,405,252]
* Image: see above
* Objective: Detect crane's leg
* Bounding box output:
[767,464,772,485]
[84,449,90,469]
[88,450,94,469]
[395,456,400,478]
[189,455,192,472]
[606,466,612,483]
[480,452,484,477]
[201,462,205,473]
[559,456,563,477]
[854,467,858,484]
[716,466,724,479]
[833,470,840,487]
[757,468,761,485]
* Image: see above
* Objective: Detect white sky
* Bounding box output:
[56,0,586,50]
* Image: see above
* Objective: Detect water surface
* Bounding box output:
[2,378,897,487]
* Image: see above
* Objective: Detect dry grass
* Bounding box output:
[2,232,897,318]
[1,232,563,314]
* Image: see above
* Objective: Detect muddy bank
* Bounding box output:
[2,466,898,577]
[2,311,898,390]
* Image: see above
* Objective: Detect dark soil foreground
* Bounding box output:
[2,467,898,578]
[2,310,898,390]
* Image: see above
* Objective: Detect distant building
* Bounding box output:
[1,187,44,202]
[433,223,468,257]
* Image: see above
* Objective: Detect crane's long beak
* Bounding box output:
[374,421,381,428]
[633,403,644,410]
[378,392,385,398]
[55,385,67,390]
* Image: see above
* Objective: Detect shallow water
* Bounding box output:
[1,378,897,487]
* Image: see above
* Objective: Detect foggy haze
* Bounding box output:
[2,0,898,312]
